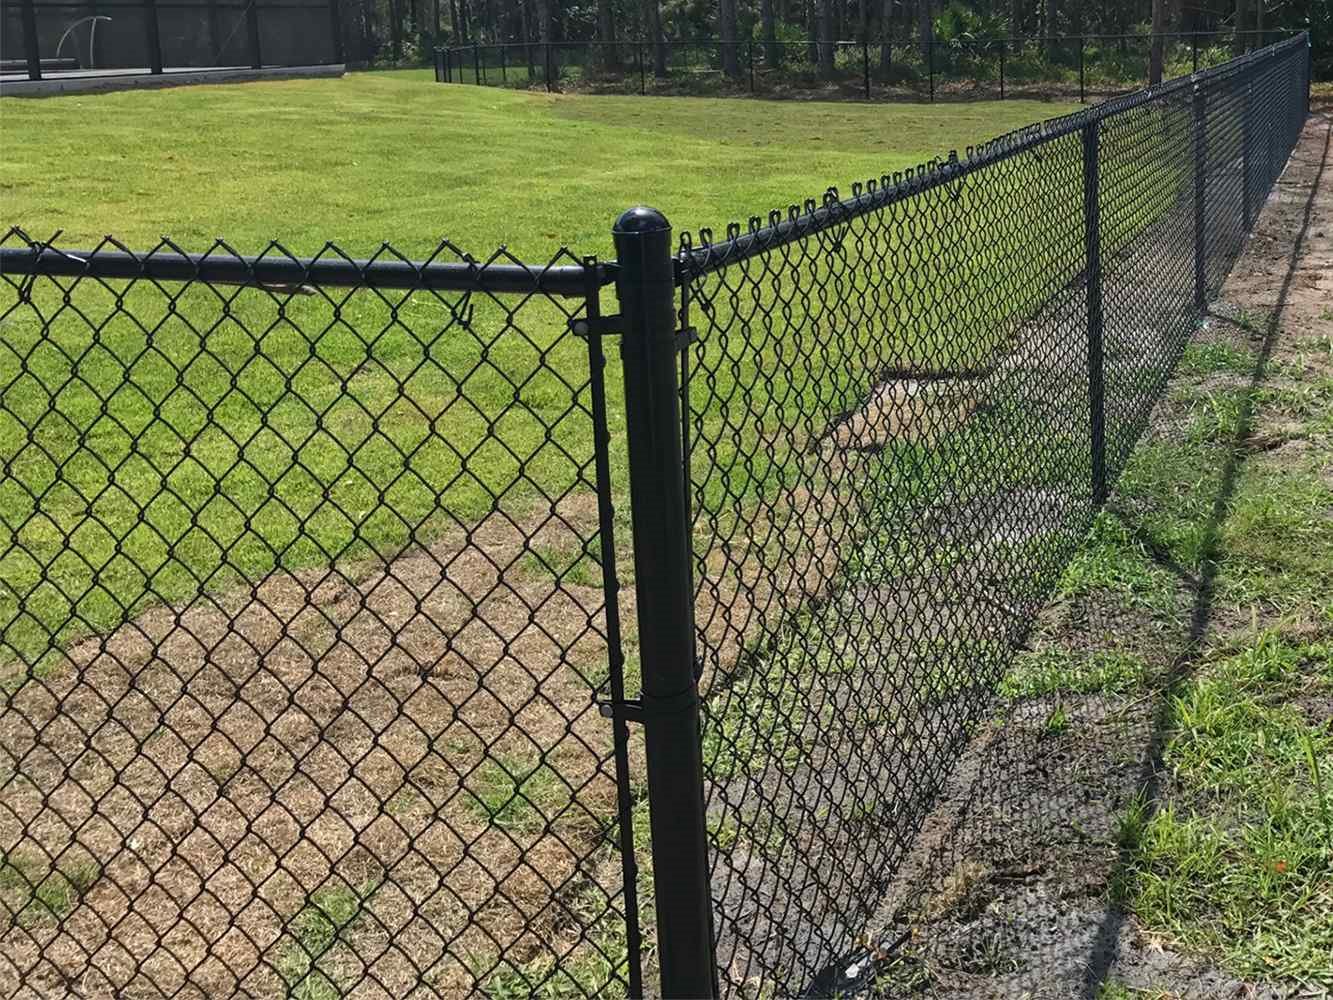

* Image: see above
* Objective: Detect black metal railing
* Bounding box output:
[435,28,1300,103]
[0,34,1311,998]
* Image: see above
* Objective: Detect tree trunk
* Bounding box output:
[720,0,741,77]
[819,0,835,75]
[646,0,666,75]
[761,0,780,65]
[919,0,931,62]
[1149,0,1164,83]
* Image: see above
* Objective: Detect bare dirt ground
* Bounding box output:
[855,109,1332,999]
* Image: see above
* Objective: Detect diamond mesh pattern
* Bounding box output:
[678,35,1307,995]
[0,32,1310,1000]
[0,238,637,999]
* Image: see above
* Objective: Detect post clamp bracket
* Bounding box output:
[569,315,697,351]
[597,687,699,725]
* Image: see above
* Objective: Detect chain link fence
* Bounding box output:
[0,242,644,997]
[435,29,1301,103]
[677,31,1309,995]
[0,33,1311,998]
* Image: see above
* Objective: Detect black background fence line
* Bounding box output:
[435,28,1303,102]
[2,0,344,81]
[0,33,1310,999]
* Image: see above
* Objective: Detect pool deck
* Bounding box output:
[0,63,344,97]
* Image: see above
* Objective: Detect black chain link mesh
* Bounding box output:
[0,238,639,998]
[0,33,1310,1000]
[678,35,1307,996]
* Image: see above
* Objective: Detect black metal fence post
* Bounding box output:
[328,0,344,63]
[639,41,647,94]
[1192,31,1199,74]
[611,207,718,1000]
[1078,34,1085,102]
[145,0,164,73]
[500,43,507,82]
[544,42,552,91]
[1305,33,1313,115]
[863,39,870,98]
[19,0,41,80]
[1242,77,1253,230]
[474,43,481,84]
[1082,120,1107,506]
[999,41,1005,99]
[1193,83,1208,310]
[928,37,935,101]
[749,40,756,93]
[246,0,262,69]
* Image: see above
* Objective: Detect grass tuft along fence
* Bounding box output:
[0,33,1312,999]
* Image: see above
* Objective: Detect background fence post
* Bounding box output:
[389,0,401,62]
[640,41,646,93]
[863,39,870,99]
[327,0,343,63]
[1077,34,1087,102]
[1193,83,1208,310]
[1082,120,1107,506]
[144,0,163,73]
[749,39,755,93]
[1242,77,1253,230]
[500,43,507,82]
[1192,30,1199,74]
[474,43,480,84]
[544,42,551,91]
[612,207,719,999]
[18,0,41,80]
[1306,33,1313,115]
[928,37,935,102]
[246,0,262,69]
[999,41,1005,98]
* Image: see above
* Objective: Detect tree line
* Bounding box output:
[343,0,1327,80]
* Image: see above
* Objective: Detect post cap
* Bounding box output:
[614,206,671,235]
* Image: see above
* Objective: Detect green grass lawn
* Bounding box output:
[1,71,1075,258]
[0,74,1085,665]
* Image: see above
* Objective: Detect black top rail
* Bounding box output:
[0,245,613,297]
[5,34,1306,295]
[679,32,1306,277]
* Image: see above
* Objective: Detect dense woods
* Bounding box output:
[343,0,1329,78]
